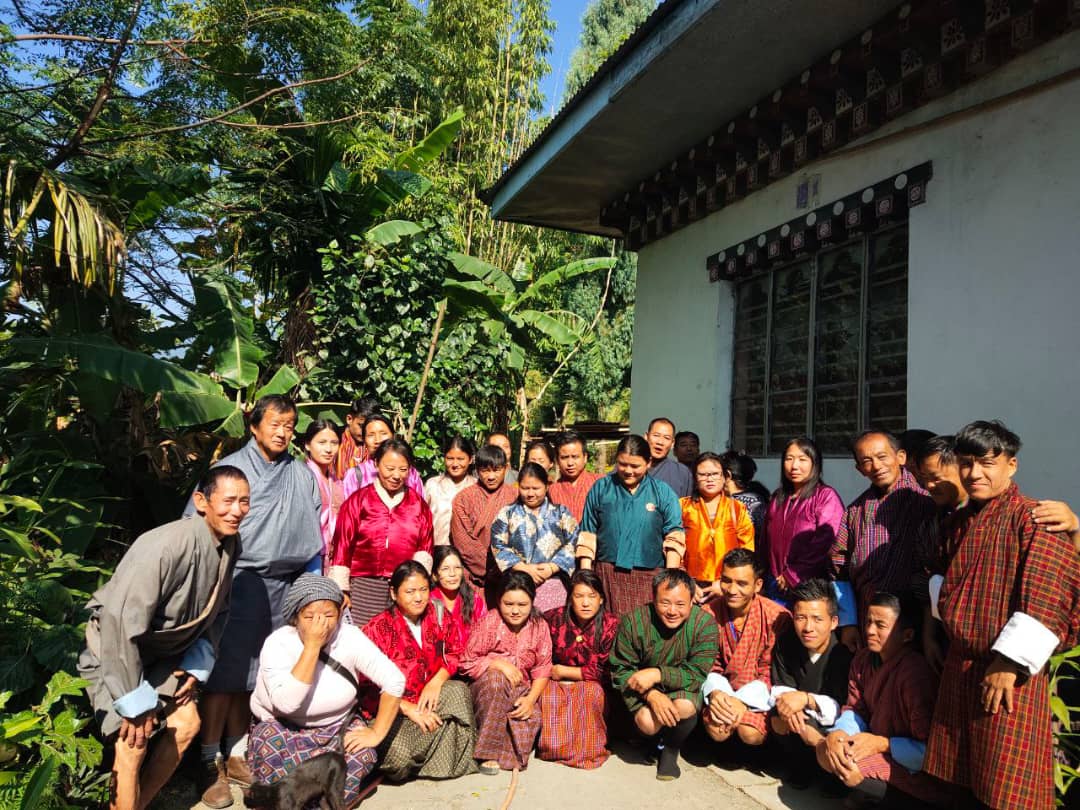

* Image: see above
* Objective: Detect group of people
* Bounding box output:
[78,393,1080,810]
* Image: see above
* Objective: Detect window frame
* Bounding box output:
[729,221,908,456]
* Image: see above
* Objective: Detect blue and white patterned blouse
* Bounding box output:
[490,500,578,575]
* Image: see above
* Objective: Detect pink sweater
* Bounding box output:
[250,623,405,727]
[764,484,845,588]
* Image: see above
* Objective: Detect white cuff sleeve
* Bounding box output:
[805,693,840,726]
[328,565,351,592]
[928,574,944,621]
[768,685,795,707]
[113,681,159,719]
[991,611,1059,675]
[703,672,734,699]
[733,680,772,712]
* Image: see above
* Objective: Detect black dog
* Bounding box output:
[243,710,355,810]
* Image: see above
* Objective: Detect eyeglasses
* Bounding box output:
[437,565,463,574]
[695,472,724,480]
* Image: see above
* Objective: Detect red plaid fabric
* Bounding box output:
[537,680,609,769]
[548,471,602,523]
[334,431,366,481]
[924,483,1080,810]
[702,595,790,735]
[450,483,517,587]
[594,560,656,617]
[470,669,542,771]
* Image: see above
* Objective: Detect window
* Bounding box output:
[730,224,908,455]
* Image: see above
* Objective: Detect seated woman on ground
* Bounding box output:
[491,462,578,613]
[248,575,404,807]
[361,561,477,782]
[430,545,487,649]
[459,570,552,774]
[538,569,620,769]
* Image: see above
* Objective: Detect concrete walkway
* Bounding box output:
[152,741,838,810]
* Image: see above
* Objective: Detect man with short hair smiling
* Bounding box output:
[645,417,693,497]
[81,467,249,810]
[700,548,790,750]
[183,395,323,807]
[547,430,601,522]
[609,568,719,781]
[816,592,943,805]
[924,420,1080,810]
[768,578,853,789]
[830,429,936,651]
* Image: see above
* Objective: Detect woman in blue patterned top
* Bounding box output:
[491,462,578,613]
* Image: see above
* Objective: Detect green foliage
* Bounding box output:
[1051,644,1080,804]
[564,0,655,100]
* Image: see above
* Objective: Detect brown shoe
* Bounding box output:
[225,755,252,787]
[198,755,233,809]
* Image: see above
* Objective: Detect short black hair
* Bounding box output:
[348,396,381,419]
[900,429,936,459]
[954,420,1021,459]
[301,418,340,446]
[721,547,764,579]
[868,591,920,635]
[850,429,902,460]
[498,569,536,602]
[200,465,249,498]
[675,431,699,444]
[441,435,476,457]
[362,413,395,439]
[615,434,650,461]
[915,434,956,468]
[517,462,550,488]
[250,395,297,427]
[474,444,507,471]
[373,437,413,466]
[719,449,758,488]
[647,416,676,433]
[390,560,430,593]
[652,567,694,597]
[789,578,837,617]
[553,430,588,456]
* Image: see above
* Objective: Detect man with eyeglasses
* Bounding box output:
[609,568,718,781]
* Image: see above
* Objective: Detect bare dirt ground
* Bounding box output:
[150,739,837,810]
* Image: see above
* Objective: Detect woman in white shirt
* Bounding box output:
[248,575,404,805]
[424,436,477,545]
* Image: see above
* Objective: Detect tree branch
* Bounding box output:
[84,60,370,144]
[46,0,144,169]
[7,32,198,47]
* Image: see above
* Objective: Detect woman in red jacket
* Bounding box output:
[330,438,434,626]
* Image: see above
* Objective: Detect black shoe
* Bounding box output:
[656,746,681,781]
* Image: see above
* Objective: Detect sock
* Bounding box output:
[225,734,247,758]
[656,716,697,780]
[200,742,221,763]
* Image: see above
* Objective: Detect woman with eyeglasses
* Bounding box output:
[679,452,755,604]
[430,545,486,649]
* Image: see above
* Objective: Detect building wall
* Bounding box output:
[630,31,1080,503]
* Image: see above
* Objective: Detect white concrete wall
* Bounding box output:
[630,31,1080,503]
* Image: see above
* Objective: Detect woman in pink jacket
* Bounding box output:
[764,436,844,606]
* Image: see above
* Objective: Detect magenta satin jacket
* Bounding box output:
[764,484,845,588]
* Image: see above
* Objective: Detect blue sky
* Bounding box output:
[541,0,591,115]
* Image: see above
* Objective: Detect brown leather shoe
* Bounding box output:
[198,756,233,809]
[225,755,252,787]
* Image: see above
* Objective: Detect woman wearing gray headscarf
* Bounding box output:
[248,575,405,806]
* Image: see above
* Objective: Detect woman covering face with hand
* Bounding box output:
[248,576,404,807]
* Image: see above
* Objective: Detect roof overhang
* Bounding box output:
[486,0,904,237]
